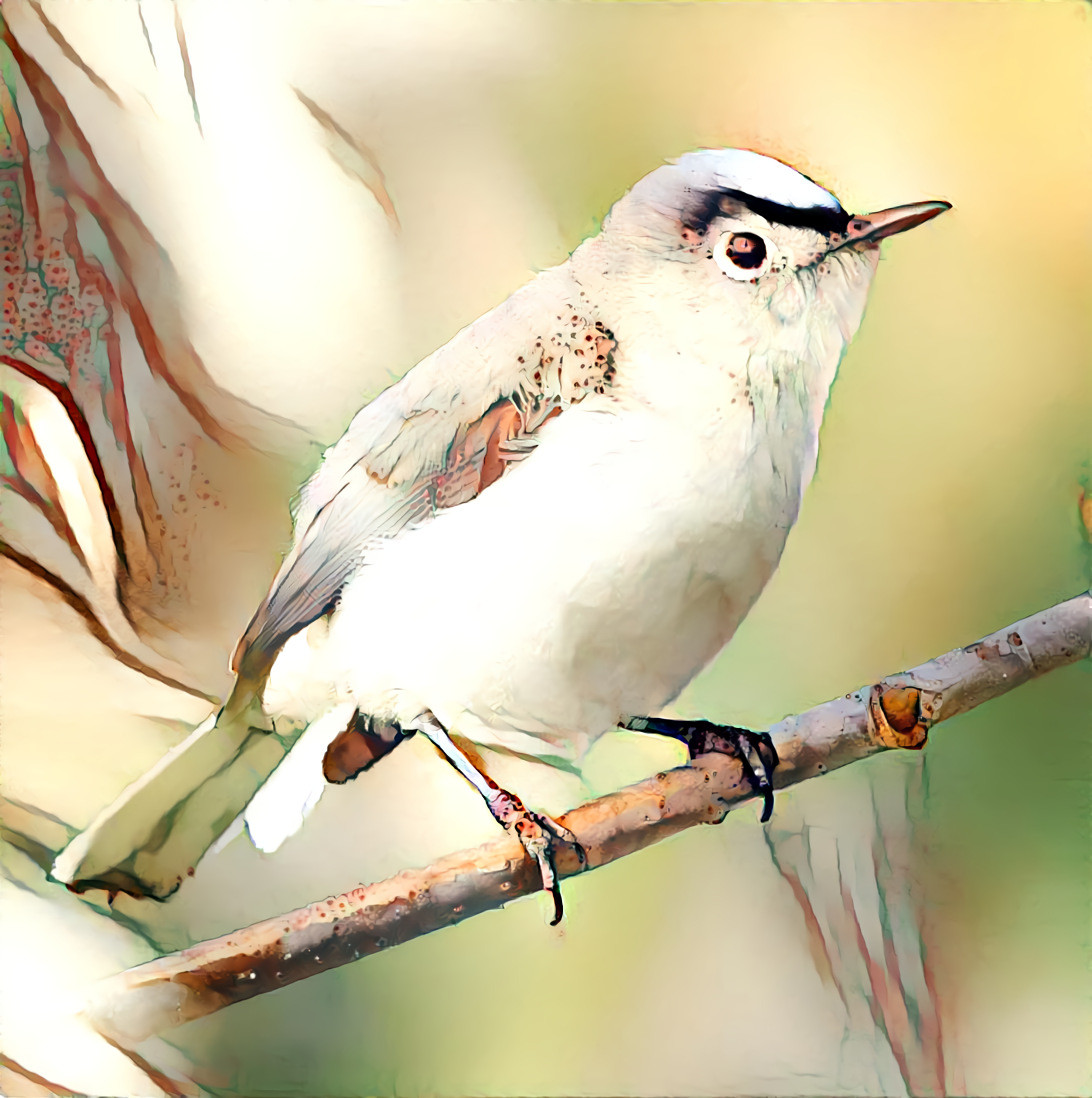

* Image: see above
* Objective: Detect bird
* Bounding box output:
[52,147,949,922]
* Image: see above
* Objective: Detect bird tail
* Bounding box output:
[51,683,305,899]
[242,703,360,855]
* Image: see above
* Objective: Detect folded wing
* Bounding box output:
[52,269,617,898]
[233,271,617,681]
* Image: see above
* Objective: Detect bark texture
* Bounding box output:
[85,592,1091,1046]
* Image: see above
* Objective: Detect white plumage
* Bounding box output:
[53,147,948,897]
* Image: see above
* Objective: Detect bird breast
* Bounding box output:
[316,342,824,760]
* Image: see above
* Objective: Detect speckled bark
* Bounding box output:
[86,593,1091,1046]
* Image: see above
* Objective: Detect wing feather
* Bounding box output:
[233,270,616,676]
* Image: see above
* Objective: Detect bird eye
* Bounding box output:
[726,233,766,268]
[713,231,770,280]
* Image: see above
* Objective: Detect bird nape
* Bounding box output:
[52,148,949,922]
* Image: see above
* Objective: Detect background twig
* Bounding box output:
[85,592,1091,1046]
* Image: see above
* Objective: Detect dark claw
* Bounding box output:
[519,811,585,925]
[693,723,779,822]
[490,793,584,924]
[627,717,780,822]
[717,728,777,822]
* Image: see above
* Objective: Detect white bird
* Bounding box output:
[53,148,948,921]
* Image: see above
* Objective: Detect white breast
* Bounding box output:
[302,341,823,761]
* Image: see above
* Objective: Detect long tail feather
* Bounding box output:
[51,696,302,899]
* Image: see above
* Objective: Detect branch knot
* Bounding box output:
[866,683,932,750]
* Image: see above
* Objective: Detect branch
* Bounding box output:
[85,593,1091,1045]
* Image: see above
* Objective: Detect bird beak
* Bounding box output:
[839,200,952,246]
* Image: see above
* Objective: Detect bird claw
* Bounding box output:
[627,717,780,822]
[489,791,585,925]
[689,724,779,822]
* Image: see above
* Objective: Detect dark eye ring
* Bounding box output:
[725,232,767,270]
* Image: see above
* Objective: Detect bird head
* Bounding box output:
[594,147,950,348]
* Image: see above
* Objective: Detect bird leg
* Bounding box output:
[626,717,780,822]
[415,713,585,925]
[322,712,414,784]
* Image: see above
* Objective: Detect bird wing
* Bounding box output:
[232,269,617,677]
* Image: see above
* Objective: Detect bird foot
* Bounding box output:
[487,790,585,925]
[627,717,780,822]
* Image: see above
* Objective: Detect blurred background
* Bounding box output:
[1,1,1089,1095]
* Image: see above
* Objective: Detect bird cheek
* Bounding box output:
[771,279,806,324]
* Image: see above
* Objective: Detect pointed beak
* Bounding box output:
[839,200,951,246]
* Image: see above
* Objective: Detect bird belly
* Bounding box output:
[315,400,807,761]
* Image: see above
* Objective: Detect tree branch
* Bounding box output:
[85,593,1091,1046]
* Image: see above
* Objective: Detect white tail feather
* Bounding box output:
[244,704,356,853]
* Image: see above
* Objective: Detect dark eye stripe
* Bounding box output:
[683,187,850,237]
